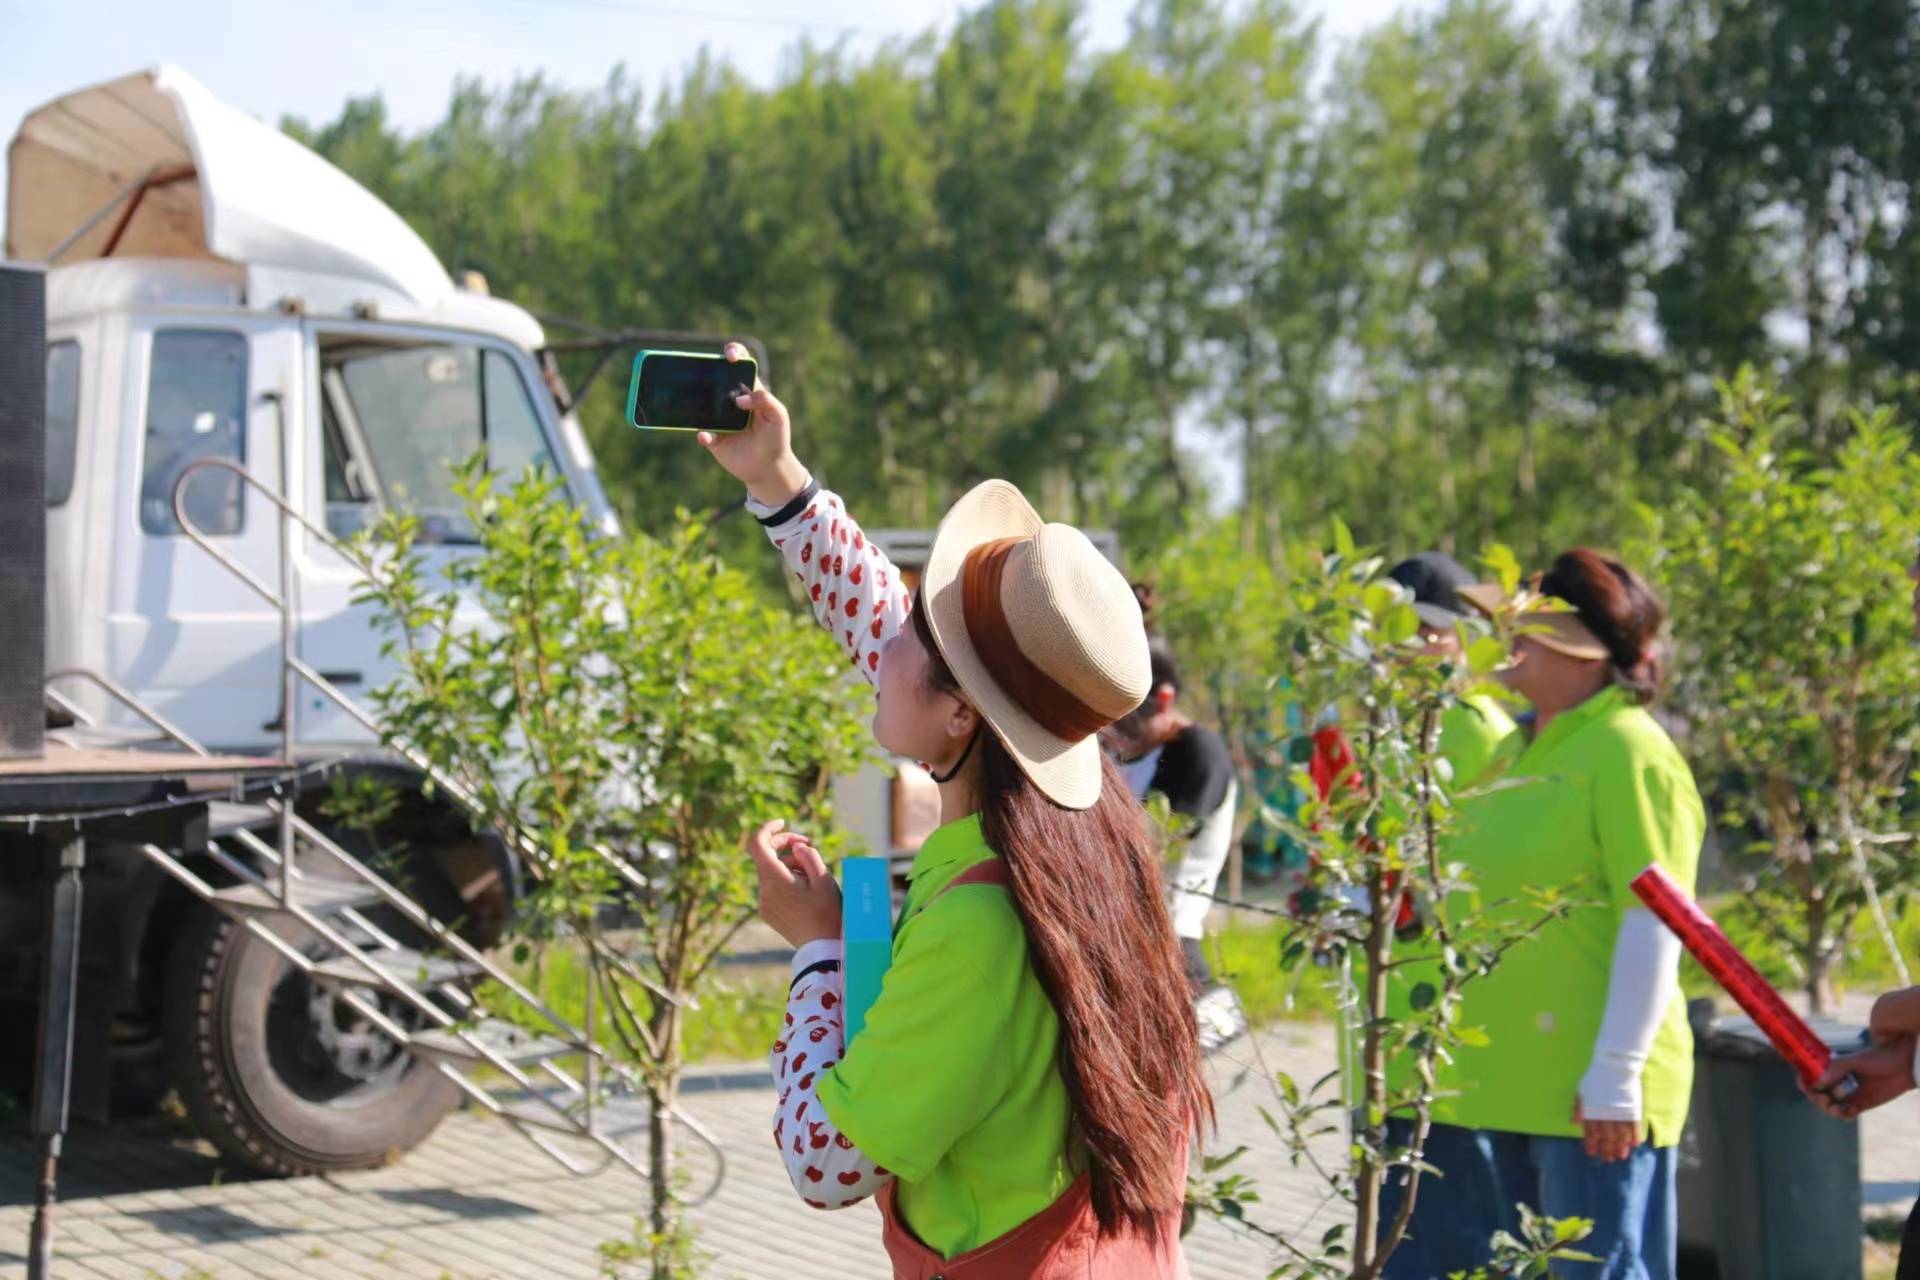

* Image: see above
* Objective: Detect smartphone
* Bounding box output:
[625,350,757,434]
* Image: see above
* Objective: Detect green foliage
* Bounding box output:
[280,0,1920,576]
[351,461,870,1273]
[1137,513,1296,763]
[1636,372,1920,1010]
[1574,0,1920,419]
[1470,1205,1601,1278]
[1210,913,1342,1027]
[268,0,1658,573]
[317,771,410,881]
[1193,532,1582,1278]
[1188,1151,1597,1280]
[598,1201,709,1280]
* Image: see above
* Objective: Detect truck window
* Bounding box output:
[46,340,79,506]
[327,341,556,543]
[482,349,552,485]
[140,330,248,536]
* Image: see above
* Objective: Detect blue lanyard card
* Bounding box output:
[841,856,893,1044]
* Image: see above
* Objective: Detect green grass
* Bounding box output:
[475,912,1334,1078]
[474,888,1912,1072]
[475,944,787,1068]
[1209,912,1340,1027]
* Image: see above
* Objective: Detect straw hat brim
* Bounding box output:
[922,480,1105,810]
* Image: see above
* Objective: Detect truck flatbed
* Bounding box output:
[0,743,285,1280]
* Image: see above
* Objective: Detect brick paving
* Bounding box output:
[1,1009,1910,1280]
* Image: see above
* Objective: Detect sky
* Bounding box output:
[2,0,1566,213]
[4,0,1564,508]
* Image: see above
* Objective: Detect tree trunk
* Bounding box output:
[1804,941,1836,1016]
[1804,895,1833,1016]
[647,998,684,1278]
[1352,868,1394,1278]
[648,1082,673,1249]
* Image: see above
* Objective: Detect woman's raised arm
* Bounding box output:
[701,344,910,684]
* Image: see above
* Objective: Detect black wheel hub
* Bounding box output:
[262,952,426,1102]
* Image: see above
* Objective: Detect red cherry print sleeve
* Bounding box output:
[744,487,912,687]
[768,939,890,1209]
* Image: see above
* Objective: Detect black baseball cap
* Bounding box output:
[1387,552,1482,630]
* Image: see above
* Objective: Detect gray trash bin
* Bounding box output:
[1676,999,1866,1280]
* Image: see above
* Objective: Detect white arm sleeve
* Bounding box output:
[770,940,890,1209]
[1168,782,1238,939]
[746,486,911,688]
[1577,908,1682,1122]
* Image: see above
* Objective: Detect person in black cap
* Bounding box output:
[1386,551,1518,785]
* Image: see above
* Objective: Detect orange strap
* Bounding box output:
[939,857,1009,895]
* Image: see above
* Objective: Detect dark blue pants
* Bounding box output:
[1376,1119,1676,1280]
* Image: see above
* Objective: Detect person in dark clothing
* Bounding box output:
[1106,641,1245,1052]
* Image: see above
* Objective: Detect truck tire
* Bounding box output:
[162,901,461,1175]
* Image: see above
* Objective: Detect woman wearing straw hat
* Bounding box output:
[698,344,1211,1278]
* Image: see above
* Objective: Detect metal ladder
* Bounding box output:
[44,455,730,1195]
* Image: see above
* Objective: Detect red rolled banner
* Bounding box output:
[1630,863,1855,1099]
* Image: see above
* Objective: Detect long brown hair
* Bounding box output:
[1539,548,1667,704]
[911,600,1213,1240]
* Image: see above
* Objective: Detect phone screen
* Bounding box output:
[627,352,756,433]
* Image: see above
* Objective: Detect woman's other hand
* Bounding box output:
[1800,1037,1915,1121]
[698,342,811,508]
[1572,1097,1644,1163]
[745,818,841,948]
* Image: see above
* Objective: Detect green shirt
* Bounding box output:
[1371,694,1517,1094]
[816,815,1074,1257]
[1438,694,1518,792]
[1424,686,1704,1146]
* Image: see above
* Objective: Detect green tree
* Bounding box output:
[1576,0,1920,426]
[355,465,870,1274]
[1637,371,1920,1011]
[1288,0,1593,560]
[1135,513,1293,773]
[1189,528,1585,1277]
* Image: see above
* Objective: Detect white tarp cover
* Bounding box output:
[7,65,453,302]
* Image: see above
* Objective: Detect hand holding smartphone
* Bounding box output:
[652,345,810,514]
[626,349,759,434]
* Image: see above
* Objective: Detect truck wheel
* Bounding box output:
[162,901,461,1175]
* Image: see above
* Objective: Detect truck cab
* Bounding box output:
[2,66,625,1169]
[15,66,617,755]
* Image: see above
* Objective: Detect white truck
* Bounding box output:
[1,65,664,1176]
[1,65,1111,1182]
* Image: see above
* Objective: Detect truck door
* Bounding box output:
[291,323,567,747]
[111,318,305,752]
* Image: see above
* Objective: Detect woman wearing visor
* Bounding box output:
[1381,550,1704,1280]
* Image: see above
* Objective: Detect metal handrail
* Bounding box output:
[164,455,726,1191]
[168,456,669,916]
[45,668,213,756]
[131,842,619,1178]
[47,660,711,1186]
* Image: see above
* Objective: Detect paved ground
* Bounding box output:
[1,1005,1910,1280]
[0,1026,1336,1280]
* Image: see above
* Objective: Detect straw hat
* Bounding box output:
[922,480,1152,810]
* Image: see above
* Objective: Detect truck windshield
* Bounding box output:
[322,340,555,542]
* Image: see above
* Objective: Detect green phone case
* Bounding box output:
[625,349,756,434]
